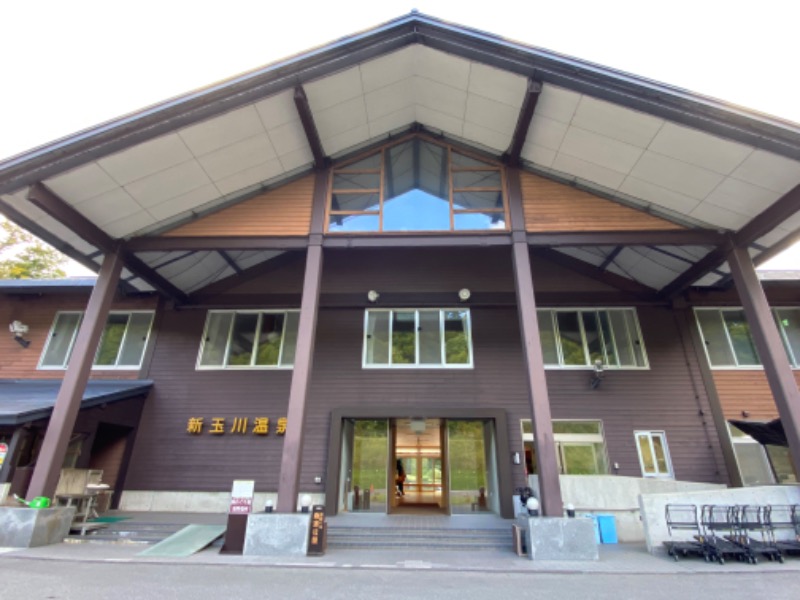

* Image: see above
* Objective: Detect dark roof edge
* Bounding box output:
[2,12,800,196]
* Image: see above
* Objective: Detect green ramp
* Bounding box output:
[137,524,227,557]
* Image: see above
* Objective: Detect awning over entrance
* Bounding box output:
[729,418,788,447]
[0,379,153,426]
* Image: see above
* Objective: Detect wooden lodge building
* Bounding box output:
[1,13,799,521]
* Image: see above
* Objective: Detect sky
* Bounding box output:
[1,0,798,271]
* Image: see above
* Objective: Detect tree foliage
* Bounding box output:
[0,220,67,279]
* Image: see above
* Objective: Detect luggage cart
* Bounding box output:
[699,504,750,565]
[663,504,707,562]
[730,505,782,563]
[765,505,800,557]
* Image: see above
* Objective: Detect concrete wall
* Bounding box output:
[119,490,325,513]
[639,484,800,553]
[0,483,9,505]
[529,475,725,542]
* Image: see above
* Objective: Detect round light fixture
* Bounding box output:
[367,290,380,303]
[458,288,471,302]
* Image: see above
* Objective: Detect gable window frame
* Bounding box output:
[362,308,474,369]
[634,430,674,478]
[196,309,300,370]
[694,307,800,369]
[38,310,155,370]
[537,307,648,369]
[327,134,509,234]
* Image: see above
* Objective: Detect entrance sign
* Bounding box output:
[307,505,326,555]
[229,480,255,514]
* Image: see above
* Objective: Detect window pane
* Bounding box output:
[598,312,618,367]
[254,313,285,366]
[553,422,601,435]
[775,308,800,366]
[537,310,559,365]
[765,445,798,484]
[556,312,586,365]
[582,312,604,365]
[418,310,442,365]
[199,313,233,366]
[41,313,81,367]
[652,434,669,474]
[444,310,470,364]
[451,151,494,168]
[280,312,299,366]
[453,212,506,231]
[117,313,153,366]
[226,313,259,366]
[94,314,129,366]
[339,153,381,170]
[637,434,655,474]
[696,310,736,366]
[391,311,416,364]
[561,444,601,475]
[333,172,380,190]
[723,310,760,366]
[383,190,450,231]
[453,190,504,211]
[624,311,647,366]
[521,420,533,435]
[732,440,776,486]
[453,170,501,188]
[330,192,380,212]
[328,213,380,232]
[365,312,390,365]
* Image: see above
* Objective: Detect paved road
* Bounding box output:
[1,558,798,600]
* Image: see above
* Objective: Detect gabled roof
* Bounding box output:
[0,12,798,299]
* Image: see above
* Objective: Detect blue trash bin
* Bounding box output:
[596,514,618,544]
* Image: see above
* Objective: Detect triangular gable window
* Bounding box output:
[328,136,507,233]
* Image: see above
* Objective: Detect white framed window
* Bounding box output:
[363,309,473,368]
[39,311,155,370]
[728,424,776,486]
[522,420,609,475]
[695,307,800,369]
[196,310,299,369]
[635,430,673,477]
[537,308,648,369]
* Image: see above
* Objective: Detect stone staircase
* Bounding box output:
[326,525,511,551]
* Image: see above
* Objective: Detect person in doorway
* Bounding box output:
[395,459,406,497]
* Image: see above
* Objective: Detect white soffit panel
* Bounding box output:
[555,247,606,267]
[46,162,119,203]
[230,250,284,271]
[97,134,194,186]
[730,150,800,195]
[648,122,753,175]
[178,105,265,157]
[571,96,664,148]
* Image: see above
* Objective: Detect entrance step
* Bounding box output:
[326,526,511,551]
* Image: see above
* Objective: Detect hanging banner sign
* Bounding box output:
[229,480,255,515]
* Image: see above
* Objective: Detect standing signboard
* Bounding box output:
[221,480,255,554]
[307,504,326,556]
[229,480,255,514]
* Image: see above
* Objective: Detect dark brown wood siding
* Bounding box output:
[124,247,725,492]
[713,370,800,421]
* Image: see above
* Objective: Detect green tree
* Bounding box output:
[0,220,66,279]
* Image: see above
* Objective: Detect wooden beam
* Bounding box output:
[735,183,800,247]
[728,246,800,482]
[26,183,188,303]
[503,79,542,166]
[26,249,123,499]
[658,237,734,300]
[218,250,243,274]
[294,85,329,169]
[599,246,623,271]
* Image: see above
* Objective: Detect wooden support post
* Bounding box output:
[507,167,563,517]
[276,170,328,512]
[727,246,800,479]
[26,249,123,499]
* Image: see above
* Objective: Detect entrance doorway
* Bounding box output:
[336,416,502,516]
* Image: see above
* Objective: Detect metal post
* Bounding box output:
[26,249,123,499]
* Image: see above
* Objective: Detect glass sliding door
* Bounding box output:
[447,420,494,514]
[339,419,388,513]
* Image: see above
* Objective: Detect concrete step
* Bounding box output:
[326,526,511,551]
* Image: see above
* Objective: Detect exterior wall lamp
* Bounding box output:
[9,320,30,348]
[590,359,604,389]
[458,288,471,302]
[367,290,380,303]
